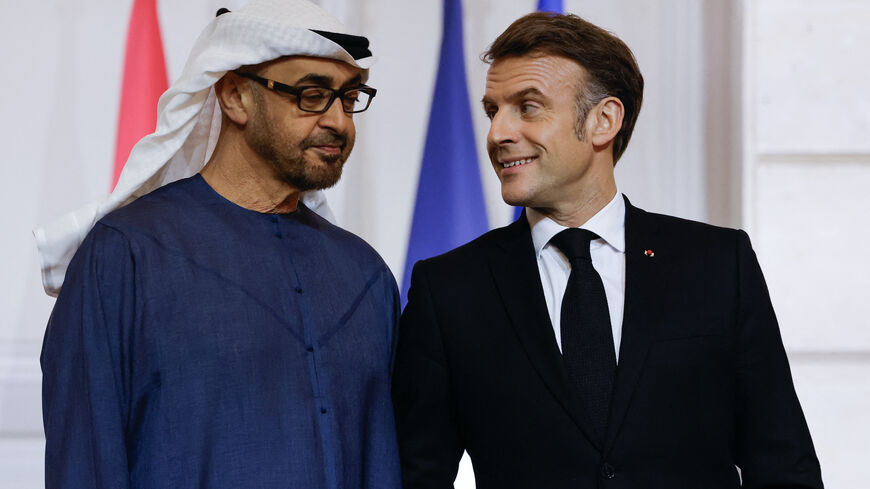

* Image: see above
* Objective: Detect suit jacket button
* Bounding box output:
[600,463,616,479]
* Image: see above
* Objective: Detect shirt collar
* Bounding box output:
[527,190,626,257]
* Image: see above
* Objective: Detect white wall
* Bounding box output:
[742,1,870,487]
[0,0,866,487]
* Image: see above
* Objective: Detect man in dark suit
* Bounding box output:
[392,12,823,489]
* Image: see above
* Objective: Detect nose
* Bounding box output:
[318,98,354,134]
[487,110,518,148]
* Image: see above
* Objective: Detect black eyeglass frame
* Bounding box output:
[234,71,377,114]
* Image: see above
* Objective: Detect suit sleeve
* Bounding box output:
[383,265,402,383]
[41,224,135,489]
[732,230,824,488]
[392,261,464,489]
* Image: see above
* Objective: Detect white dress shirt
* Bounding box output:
[526,192,626,361]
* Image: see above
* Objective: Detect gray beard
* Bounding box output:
[246,87,354,191]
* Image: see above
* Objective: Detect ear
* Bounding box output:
[588,97,624,147]
[214,72,252,126]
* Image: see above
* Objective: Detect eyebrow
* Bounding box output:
[513,87,546,100]
[293,74,334,87]
[293,73,364,88]
[344,74,363,87]
[481,86,547,106]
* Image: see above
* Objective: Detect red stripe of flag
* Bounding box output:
[112,0,168,190]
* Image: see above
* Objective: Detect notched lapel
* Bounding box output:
[604,198,665,454]
[487,216,603,450]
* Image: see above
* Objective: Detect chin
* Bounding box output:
[500,187,533,207]
[502,196,532,208]
[276,166,344,192]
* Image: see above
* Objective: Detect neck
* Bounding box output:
[532,169,617,228]
[200,136,301,214]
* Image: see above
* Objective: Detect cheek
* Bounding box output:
[286,121,315,144]
[524,124,560,152]
[558,140,593,171]
[344,130,356,153]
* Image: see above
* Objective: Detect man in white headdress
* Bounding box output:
[38,2,401,488]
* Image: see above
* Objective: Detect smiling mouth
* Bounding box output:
[500,157,535,168]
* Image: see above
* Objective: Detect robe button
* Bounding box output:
[295,287,303,294]
[306,346,314,353]
[600,463,616,479]
[321,408,327,414]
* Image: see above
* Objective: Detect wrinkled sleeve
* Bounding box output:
[41,223,136,489]
[392,261,464,489]
[732,230,823,489]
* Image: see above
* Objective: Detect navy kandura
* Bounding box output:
[42,175,402,489]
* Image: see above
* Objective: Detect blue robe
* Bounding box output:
[42,175,402,489]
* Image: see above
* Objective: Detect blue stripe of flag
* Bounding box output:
[537,0,563,13]
[401,0,489,305]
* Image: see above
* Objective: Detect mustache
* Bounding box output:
[302,132,348,150]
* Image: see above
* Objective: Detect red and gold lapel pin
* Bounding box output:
[643,249,655,258]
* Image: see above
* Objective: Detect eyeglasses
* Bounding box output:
[234,71,377,114]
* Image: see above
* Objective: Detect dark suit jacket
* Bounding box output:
[392,198,822,489]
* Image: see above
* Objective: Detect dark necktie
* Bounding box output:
[550,228,616,442]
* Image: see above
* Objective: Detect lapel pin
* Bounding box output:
[644,249,655,258]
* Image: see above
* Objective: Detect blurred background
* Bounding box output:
[1,0,868,487]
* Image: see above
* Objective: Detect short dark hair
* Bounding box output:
[483,13,644,163]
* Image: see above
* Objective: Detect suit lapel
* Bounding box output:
[603,198,664,454]
[487,215,603,450]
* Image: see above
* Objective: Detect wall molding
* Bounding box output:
[788,351,870,363]
[757,153,870,164]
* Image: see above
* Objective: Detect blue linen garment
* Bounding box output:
[41,175,402,489]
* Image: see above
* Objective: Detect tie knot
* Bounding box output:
[550,228,599,261]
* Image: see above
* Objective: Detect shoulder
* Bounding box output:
[632,203,748,250]
[433,224,511,260]
[62,179,201,288]
[296,206,397,295]
[627,203,754,275]
[58,219,137,302]
[411,221,521,277]
[309,212,400,309]
[99,176,202,235]
[648,210,741,238]
[301,205,390,266]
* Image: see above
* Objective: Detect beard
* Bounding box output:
[246,93,355,191]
